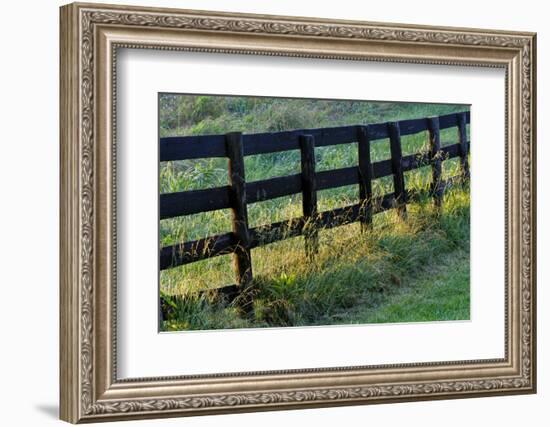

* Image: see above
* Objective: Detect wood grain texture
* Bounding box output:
[428,116,443,208]
[226,132,253,288]
[358,126,374,229]
[299,134,319,257]
[458,112,471,183]
[388,122,407,218]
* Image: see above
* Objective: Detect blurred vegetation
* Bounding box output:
[160,94,467,137]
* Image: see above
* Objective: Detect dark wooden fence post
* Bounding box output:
[357,125,373,230]
[457,112,470,185]
[299,134,319,258]
[160,112,471,313]
[225,132,253,290]
[388,122,407,219]
[427,117,443,209]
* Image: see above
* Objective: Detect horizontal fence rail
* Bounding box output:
[160,139,464,219]
[160,112,469,161]
[159,111,470,305]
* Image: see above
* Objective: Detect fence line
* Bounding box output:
[159,111,470,302]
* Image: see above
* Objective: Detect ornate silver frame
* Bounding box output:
[60,2,536,423]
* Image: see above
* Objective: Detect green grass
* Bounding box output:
[342,250,470,324]
[161,186,470,331]
[159,95,471,331]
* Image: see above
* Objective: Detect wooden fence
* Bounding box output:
[159,111,470,303]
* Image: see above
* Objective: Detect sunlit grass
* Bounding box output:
[162,185,470,331]
[159,96,470,331]
[351,250,470,324]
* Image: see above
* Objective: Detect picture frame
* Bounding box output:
[59,2,536,423]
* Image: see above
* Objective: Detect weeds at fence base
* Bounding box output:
[160,185,470,331]
[160,284,260,330]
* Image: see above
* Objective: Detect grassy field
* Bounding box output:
[159,94,470,331]
[342,249,470,324]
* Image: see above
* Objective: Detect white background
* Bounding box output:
[118,50,504,377]
[0,0,545,426]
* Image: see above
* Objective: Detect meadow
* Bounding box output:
[159,95,470,331]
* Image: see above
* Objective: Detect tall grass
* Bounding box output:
[159,95,470,331]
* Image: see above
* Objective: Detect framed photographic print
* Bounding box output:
[60,2,536,423]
